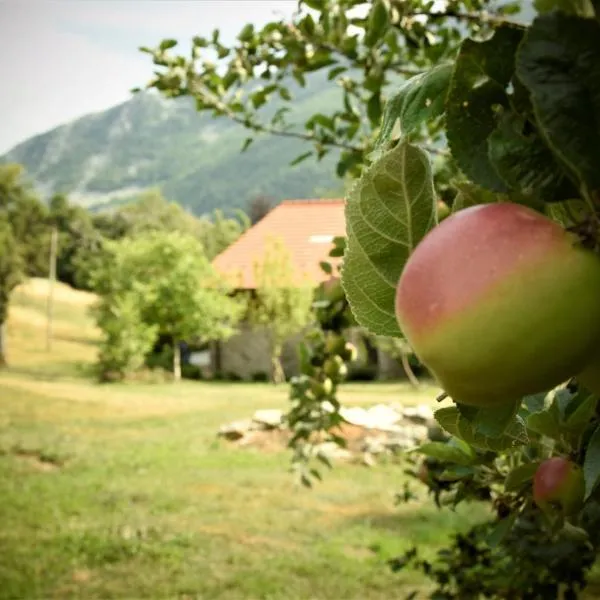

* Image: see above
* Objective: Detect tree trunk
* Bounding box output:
[271,343,285,384]
[400,349,420,388]
[0,322,6,367]
[173,339,181,382]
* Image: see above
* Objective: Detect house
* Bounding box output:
[207,199,405,381]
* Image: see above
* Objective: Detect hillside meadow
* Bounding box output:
[0,278,577,599]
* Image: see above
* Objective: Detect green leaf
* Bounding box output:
[471,400,521,439]
[241,138,253,152]
[451,182,498,213]
[367,94,383,125]
[534,0,596,16]
[341,142,436,337]
[516,13,600,191]
[364,0,390,47]
[159,39,178,51]
[455,403,479,423]
[237,23,255,42]
[584,424,600,499]
[279,87,292,101]
[487,513,518,548]
[438,465,476,481]
[319,261,333,275]
[456,414,527,452]
[416,442,475,466]
[564,393,598,432]
[505,462,540,492]
[546,199,589,227]
[527,409,562,439]
[304,0,325,9]
[487,111,577,204]
[434,406,461,437]
[328,66,347,80]
[523,392,551,414]
[446,24,524,192]
[375,63,454,150]
[290,152,313,166]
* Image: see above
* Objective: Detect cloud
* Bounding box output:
[0,1,296,154]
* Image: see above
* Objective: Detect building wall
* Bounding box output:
[215,320,305,381]
[216,321,410,382]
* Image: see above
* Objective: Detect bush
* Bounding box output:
[251,371,269,382]
[94,294,158,381]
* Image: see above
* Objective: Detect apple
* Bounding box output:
[533,457,585,516]
[578,351,600,397]
[395,203,600,407]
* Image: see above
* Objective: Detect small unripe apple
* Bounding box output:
[324,333,346,356]
[437,200,451,221]
[340,342,358,362]
[395,203,600,407]
[310,377,333,396]
[324,355,345,378]
[533,457,585,516]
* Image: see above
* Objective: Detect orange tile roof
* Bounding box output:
[212,199,346,289]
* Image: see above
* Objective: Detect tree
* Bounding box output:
[199,208,251,259]
[92,231,244,381]
[47,194,106,290]
[247,195,274,225]
[338,2,600,597]
[137,0,522,183]
[249,236,315,383]
[0,217,23,366]
[0,163,50,278]
[140,0,600,595]
[0,163,47,365]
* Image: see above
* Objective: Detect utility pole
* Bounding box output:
[46,226,58,352]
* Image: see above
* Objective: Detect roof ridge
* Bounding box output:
[278,198,345,205]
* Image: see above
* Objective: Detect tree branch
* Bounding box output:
[189,78,364,153]
[394,8,522,27]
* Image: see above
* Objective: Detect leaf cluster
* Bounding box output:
[138,0,520,179]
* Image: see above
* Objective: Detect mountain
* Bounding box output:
[3,1,536,217]
[1,73,344,216]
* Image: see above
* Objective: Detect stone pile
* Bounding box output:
[217,403,441,464]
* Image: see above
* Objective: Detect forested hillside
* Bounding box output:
[2,73,343,215]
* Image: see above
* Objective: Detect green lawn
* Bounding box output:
[0,280,491,599]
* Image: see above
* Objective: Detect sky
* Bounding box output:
[0,0,297,154]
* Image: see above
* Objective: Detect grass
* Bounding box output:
[0,280,493,599]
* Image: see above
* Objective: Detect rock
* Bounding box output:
[217,419,255,440]
[313,442,353,462]
[362,453,378,467]
[402,404,435,425]
[383,433,416,453]
[362,435,388,455]
[252,409,284,429]
[407,424,429,442]
[340,404,402,431]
